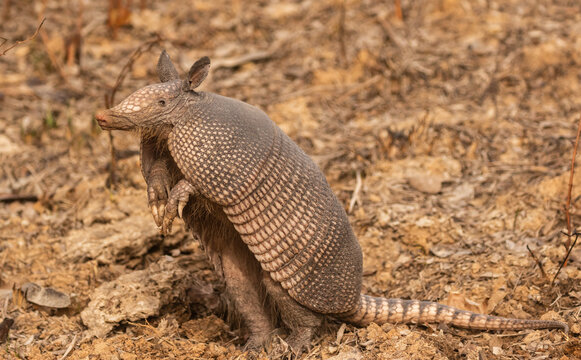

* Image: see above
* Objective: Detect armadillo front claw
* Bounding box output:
[158,203,166,221]
[150,201,166,228]
[178,200,186,219]
[152,205,160,226]
[151,203,165,228]
[147,181,169,228]
[161,179,197,235]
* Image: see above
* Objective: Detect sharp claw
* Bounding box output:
[159,203,165,220]
[152,206,160,226]
[178,201,186,219]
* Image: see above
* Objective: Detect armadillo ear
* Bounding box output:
[187,56,210,90]
[157,50,180,82]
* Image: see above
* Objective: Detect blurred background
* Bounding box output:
[0,0,579,359]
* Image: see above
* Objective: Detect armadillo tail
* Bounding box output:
[338,295,568,333]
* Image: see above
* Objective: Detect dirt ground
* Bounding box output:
[1,0,580,359]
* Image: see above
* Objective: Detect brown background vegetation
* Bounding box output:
[0,0,580,359]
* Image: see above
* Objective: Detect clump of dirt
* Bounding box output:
[0,0,579,359]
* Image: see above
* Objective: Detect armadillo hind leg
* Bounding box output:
[339,295,569,332]
[218,237,276,349]
[263,274,322,354]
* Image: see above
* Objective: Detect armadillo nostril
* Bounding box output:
[95,110,113,130]
[95,111,107,122]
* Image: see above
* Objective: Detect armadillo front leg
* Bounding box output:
[140,137,173,227]
[162,179,197,234]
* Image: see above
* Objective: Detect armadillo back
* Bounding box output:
[169,92,363,314]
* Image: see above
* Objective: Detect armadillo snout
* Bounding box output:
[95,109,134,131]
[95,110,110,129]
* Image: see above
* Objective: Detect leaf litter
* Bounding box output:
[0,0,580,359]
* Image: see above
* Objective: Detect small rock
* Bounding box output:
[21,282,71,308]
[408,173,443,194]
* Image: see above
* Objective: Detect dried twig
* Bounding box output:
[65,0,83,67]
[1,0,11,22]
[2,297,8,319]
[57,334,78,360]
[211,33,290,71]
[127,319,180,350]
[39,30,69,83]
[526,245,547,279]
[394,0,403,21]
[0,18,45,56]
[108,0,132,39]
[34,2,70,83]
[211,49,276,71]
[376,14,406,48]
[104,35,162,107]
[348,170,362,213]
[104,36,162,188]
[553,231,579,284]
[552,113,581,284]
[0,193,38,203]
[564,114,581,237]
[336,74,383,103]
[128,320,159,334]
[107,130,118,188]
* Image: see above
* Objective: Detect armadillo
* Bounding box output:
[95,51,568,353]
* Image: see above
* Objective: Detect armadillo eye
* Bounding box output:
[158,99,166,106]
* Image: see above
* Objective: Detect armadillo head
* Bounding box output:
[95,80,183,131]
[95,51,210,133]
